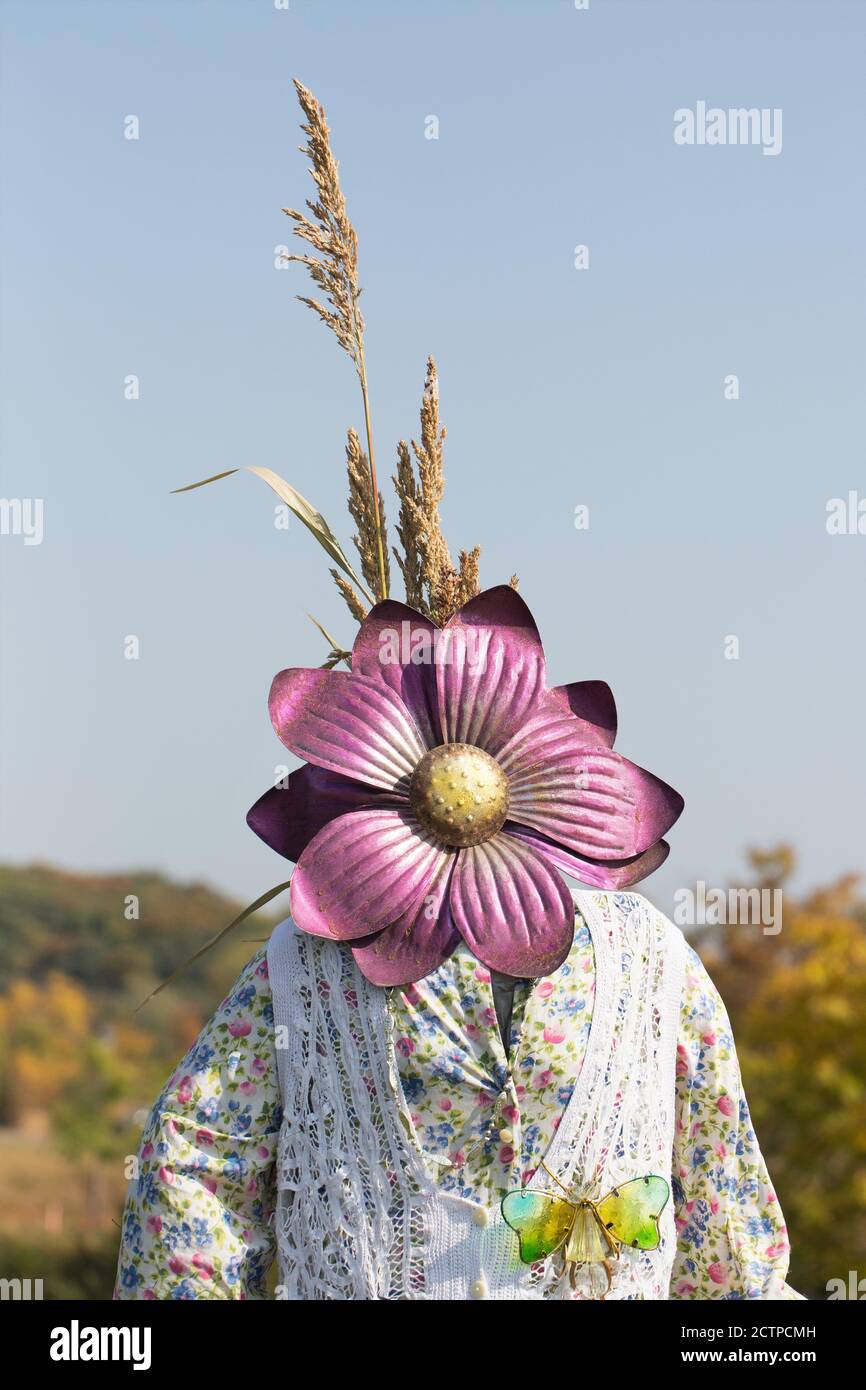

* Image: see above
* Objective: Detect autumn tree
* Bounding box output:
[695,848,866,1298]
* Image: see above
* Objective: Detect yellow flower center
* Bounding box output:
[409,743,509,848]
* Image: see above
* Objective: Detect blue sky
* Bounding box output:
[1,0,864,917]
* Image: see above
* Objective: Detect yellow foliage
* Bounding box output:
[0,971,151,1126]
[697,848,866,1299]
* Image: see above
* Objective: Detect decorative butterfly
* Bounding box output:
[501,1163,670,1297]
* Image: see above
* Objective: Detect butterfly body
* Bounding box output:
[501,1172,670,1297]
[563,1201,615,1264]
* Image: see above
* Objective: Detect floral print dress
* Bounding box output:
[115,906,802,1300]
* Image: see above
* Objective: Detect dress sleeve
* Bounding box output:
[114,947,281,1300]
[669,944,804,1300]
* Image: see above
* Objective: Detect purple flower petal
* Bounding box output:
[449,830,575,977]
[496,698,605,779]
[508,742,684,860]
[290,805,448,941]
[548,680,617,748]
[350,853,459,985]
[436,586,548,757]
[269,668,426,792]
[247,764,402,863]
[506,823,671,889]
[351,600,442,749]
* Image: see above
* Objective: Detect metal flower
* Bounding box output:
[247,587,683,986]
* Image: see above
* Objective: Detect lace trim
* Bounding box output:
[269,891,685,1301]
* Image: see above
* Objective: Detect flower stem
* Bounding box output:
[357,341,388,603]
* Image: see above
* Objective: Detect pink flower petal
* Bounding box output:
[350,600,442,749]
[507,742,683,860]
[449,830,575,976]
[496,701,604,779]
[506,823,671,888]
[290,806,448,942]
[547,681,617,747]
[436,587,548,757]
[247,764,401,864]
[268,668,426,792]
[350,850,459,985]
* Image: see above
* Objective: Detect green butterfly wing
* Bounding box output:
[500,1190,575,1264]
[594,1175,670,1250]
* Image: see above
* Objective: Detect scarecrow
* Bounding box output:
[115,84,801,1302]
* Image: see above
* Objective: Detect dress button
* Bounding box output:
[498,1127,514,1144]
[471,1277,488,1300]
[472,1206,489,1228]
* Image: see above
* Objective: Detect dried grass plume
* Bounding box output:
[283,79,388,602]
[392,358,481,625]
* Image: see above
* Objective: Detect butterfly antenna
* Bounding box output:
[539,1159,573,1198]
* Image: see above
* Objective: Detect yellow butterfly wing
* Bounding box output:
[500,1190,575,1264]
[594,1175,670,1251]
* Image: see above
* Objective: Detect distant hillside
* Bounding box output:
[0,863,282,1020]
[0,864,287,1298]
